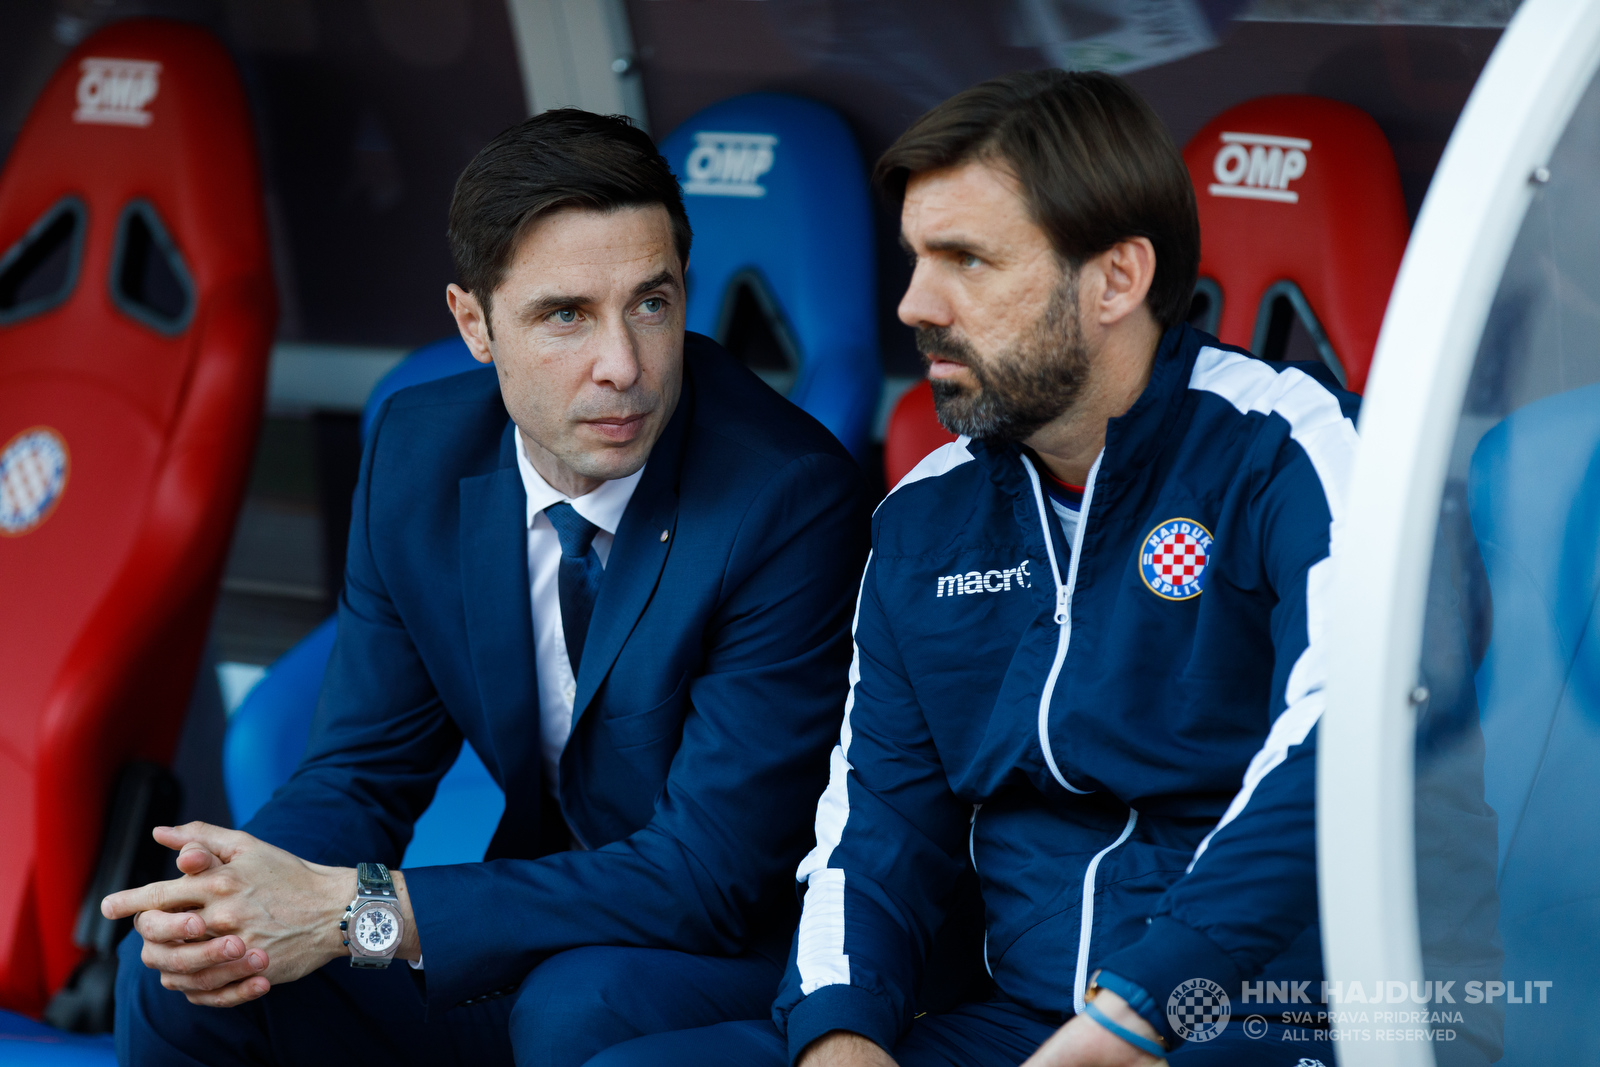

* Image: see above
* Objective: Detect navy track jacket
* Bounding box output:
[245,335,869,1012]
[775,325,1359,1056]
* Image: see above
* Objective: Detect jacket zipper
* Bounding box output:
[1073,807,1138,1012]
[1020,451,1138,1012]
[970,804,993,977]
[1021,450,1102,795]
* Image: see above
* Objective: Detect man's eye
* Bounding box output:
[640,297,664,314]
[551,308,578,324]
[959,253,981,269]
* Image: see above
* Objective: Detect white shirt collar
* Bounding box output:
[513,428,644,534]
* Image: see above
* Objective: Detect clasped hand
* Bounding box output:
[101,822,354,1007]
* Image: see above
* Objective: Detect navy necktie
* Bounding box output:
[544,502,604,674]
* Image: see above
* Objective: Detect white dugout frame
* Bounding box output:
[1319,1,1600,1065]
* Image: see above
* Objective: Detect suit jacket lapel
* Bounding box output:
[569,379,691,727]
[459,421,542,857]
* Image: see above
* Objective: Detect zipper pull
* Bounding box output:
[1055,585,1069,624]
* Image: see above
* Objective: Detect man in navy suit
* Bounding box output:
[108,110,868,1066]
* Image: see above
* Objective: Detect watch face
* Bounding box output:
[353,904,400,954]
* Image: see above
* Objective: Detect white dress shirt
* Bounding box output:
[513,429,644,790]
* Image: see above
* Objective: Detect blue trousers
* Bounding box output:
[114,929,781,1067]
[584,999,1335,1067]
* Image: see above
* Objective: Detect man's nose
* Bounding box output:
[898,262,953,330]
[591,314,642,391]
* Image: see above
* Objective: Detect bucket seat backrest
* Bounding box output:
[0,19,273,1012]
[659,94,881,460]
[1182,95,1408,393]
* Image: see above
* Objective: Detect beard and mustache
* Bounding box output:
[918,268,1090,444]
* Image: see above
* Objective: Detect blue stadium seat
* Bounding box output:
[0,1009,113,1065]
[222,616,337,827]
[223,335,503,868]
[1469,381,1600,1064]
[359,335,484,440]
[659,93,881,460]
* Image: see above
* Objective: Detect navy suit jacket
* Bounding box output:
[245,334,869,1011]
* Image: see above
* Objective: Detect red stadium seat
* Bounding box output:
[0,19,274,1020]
[1182,95,1409,394]
[883,380,956,489]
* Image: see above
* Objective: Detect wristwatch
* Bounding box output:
[342,862,404,969]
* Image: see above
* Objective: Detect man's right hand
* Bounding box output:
[798,1031,899,1067]
[104,823,365,1007]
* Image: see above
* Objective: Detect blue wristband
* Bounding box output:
[1083,999,1167,1060]
[1089,970,1160,1029]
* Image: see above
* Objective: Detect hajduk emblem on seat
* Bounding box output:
[1139,518,1213,601]
[0,427,70,536]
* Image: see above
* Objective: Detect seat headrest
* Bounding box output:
[659,93,880,456]
[1183,95,1408,394]
[0,18,271,418]
[361,336,483,442]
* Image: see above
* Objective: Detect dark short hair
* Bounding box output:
[875,70,1198,331]
[448,109,692,328]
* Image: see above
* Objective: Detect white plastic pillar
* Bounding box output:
[504,0,648,131]
[1318,1,1600,1065]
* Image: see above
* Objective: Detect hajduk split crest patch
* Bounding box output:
[1139,517,1213,601]
[0,427,70,536]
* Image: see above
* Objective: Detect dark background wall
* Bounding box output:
[1,1,1500,368]
[0,0,526,349]
[625,3,1498,375]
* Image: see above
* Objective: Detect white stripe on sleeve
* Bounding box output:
[793,435,975,991]
[794,553,871,993]
[1185,348,1357,869]
[796,868,851,994]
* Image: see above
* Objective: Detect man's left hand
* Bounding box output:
[1021,990,1166,1067]
[101,823,414,1007]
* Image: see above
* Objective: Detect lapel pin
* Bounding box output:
[659,529,670,542]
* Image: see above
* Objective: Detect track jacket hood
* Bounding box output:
[774,324,1361,1058]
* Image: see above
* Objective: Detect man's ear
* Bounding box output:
[446,283,495,365]
[1091,237,1157,327]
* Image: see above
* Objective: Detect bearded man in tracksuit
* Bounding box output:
[588,71,1497,1067]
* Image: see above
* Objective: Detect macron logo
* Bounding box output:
[74,57,161,128]
[1208,132,1310,204]
[936,560,1032,598]
[683,131,777,198]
